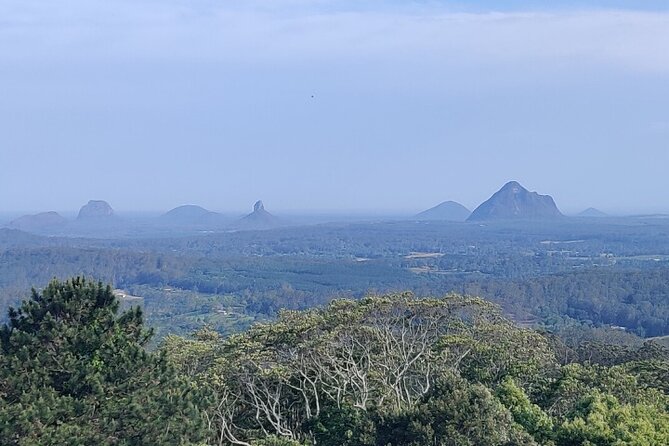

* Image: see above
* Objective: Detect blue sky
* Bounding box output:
[1,0,668,214]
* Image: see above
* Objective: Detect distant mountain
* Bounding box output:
[77,200,115,220]
[468,181,563,221]
[0,228,48,247]
[415,201,471,221]
[233,200,282,230]
[8,211,68,232]
[161,205,224,225]
[578,207,607,218]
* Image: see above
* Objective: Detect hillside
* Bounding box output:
[8,211,68,232]
[77,200,115,220]
[415,201,471,221]
[468,181,563,221]
[578,207,608,217]
[160,204,225,226]
[232,200,282,230]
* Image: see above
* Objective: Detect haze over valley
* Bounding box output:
[2,180,664,238]
[2,1,669,445]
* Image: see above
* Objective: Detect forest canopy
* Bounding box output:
[3,277,666,445]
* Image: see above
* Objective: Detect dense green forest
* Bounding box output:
[2,217,669,340]
[2,278,668,445]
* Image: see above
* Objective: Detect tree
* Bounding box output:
[164,292,556,445]
[556,392,669,445]
[375,372,537,446]
[496,378,554,444]
[0,277,206,445]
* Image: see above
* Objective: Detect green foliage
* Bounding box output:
[163,293,558,444]
[542,362,669,420]
[0,277,206,445]
[160,291,669,445]
[496,378,555,444]
[450,321,557,387]
[2,277,668,445]
[556,392,669,446]
[376,372,537,446]
[5,219,669,340]
[254,436,308,446]
[623,359,669,394]
[305,404,376,446]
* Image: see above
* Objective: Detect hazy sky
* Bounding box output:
[1,0,668,215]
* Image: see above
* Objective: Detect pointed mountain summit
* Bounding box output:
[253,200,266,213]
[77,200,114,220]
[233,200,282,230]
[468,181,562,221]
[415,201,471,221]
[578,207,607,218]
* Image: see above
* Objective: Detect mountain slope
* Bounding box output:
[415,201,471,221]
[232,201,282,230]
[468,181,562,221]
[8,211,68,232]
[161,205,225,225]
[77,200,115,220]
[578,207,607,218]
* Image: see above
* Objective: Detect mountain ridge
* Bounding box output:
[415,201,471,221]
[161,205,226,225]
[8,211,68,232]
[468,181,563,221]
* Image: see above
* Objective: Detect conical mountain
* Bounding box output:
[233,200,282,229]
[415,201,471,221]
[578,207,607,218]
[468,181,562,221]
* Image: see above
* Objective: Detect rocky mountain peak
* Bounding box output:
[77,200,114,220]
[468,181,562,221]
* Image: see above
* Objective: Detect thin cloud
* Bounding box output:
[1,1,668,212]
[1,1,669,76]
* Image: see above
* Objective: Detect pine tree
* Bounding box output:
[0,277,206,445]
